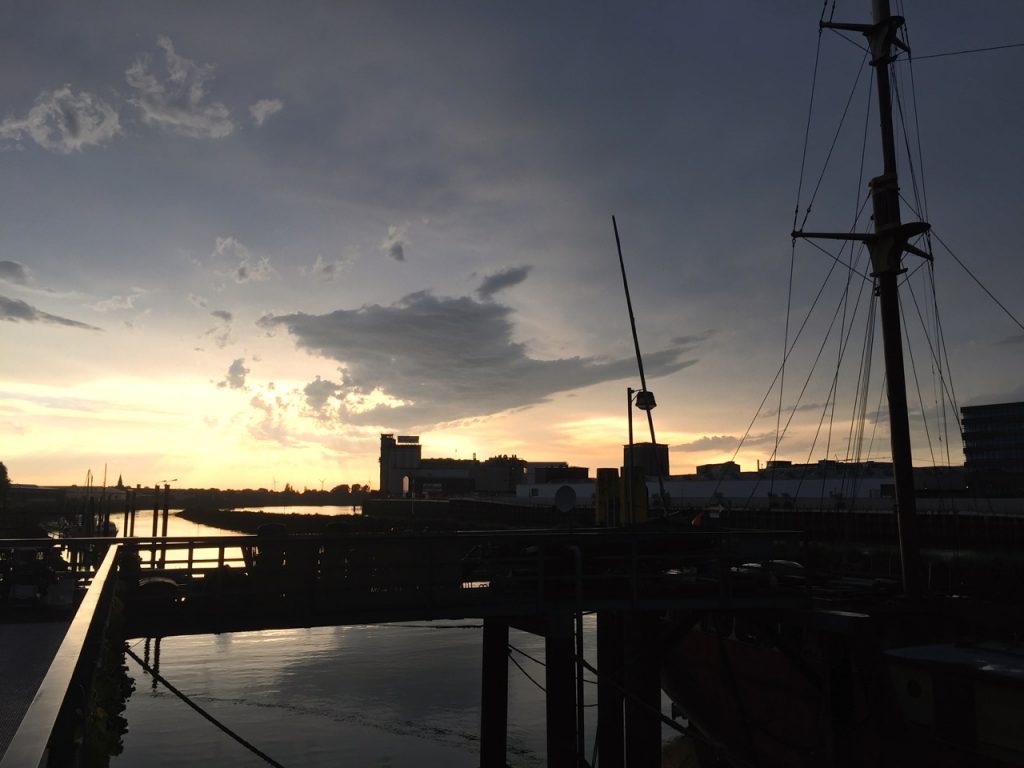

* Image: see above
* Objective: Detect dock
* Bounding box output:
[0,528,808,767]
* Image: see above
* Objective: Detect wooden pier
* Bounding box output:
[1,528,808,767]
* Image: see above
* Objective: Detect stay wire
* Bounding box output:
[903,41,1024,62]
[793,7,827,233]
[718,251,843,500]
[899,285,938,468]
[903,266,960,440]
[799,51,870,231]
[931,228,1024,334]
[126,647,287,768]
[901,8,932,225]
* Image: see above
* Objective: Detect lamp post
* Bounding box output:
[626,387,658,524]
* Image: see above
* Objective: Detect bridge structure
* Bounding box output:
[1,527,810,767]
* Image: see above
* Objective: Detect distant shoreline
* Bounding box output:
[177,507,357,534]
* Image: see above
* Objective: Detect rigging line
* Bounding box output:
[799,51,870,231]
[864,370,887,464]
[827,28,869,54]
[717,254,841,499]
[800,248,872,495]
[929,262,963,446]
[507,643,599,685]
[900,285,939,468]
[793,12,827,232]
[901,13,931,225]
[782,266,855,494]
[903,266,959,429]
[891,63,924,218]
[776,260,860,504]
[775,242,796,492]
[901,41,1024,61]
[928,226,1024,334]
[125,647,287,768]
[508,650,546,694]
[804,238,872,282]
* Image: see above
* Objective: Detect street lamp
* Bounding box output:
[626,387,657,524]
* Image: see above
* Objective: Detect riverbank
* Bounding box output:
[176,507,466,534]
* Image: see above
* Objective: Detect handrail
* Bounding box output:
[0,544,120,768]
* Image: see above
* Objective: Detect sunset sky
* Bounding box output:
[3,1,1023,491]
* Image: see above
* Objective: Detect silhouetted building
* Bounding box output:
[962,401,1024,496]
[696,461,741,480]
[379,434,422,496]
[623,442,669,477]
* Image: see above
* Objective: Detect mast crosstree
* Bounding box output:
[793,0,928,598]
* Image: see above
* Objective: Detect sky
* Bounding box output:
[2,1,1023,491]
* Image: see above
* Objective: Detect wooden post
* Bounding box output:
[624,613,661,768]
[150,484,158,566]
[480,619,509,768]
[161,483,170,566]
[545,612,578,768]
[597,611,625,768]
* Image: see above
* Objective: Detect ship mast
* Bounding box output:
[794,0,930,598]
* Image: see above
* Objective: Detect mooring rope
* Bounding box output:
[125,646,287,768]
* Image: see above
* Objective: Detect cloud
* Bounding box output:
[672,431,776,453]
[0,295,101,330]
[301,254,348,282]
[0,86,120,153]
[204,309,233,348]
[997,334,1024,345]
[188,293,208,309]
[249,98,283,126]
[477,266,532,300]
[380,224,407,261]
[212,237,274,283]
[303,375,343,419]
[126,37,233,139]
[248,393,294,444]
[671,435,740,452]
[218,357,249,389]
[0,261,29,285]
[92,288,147,312]
[259,289,697,427]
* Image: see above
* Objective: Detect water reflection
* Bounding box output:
[113,513,669,766]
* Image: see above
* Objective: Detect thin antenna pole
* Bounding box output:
[613,216,649,391]
[613,215,669,510]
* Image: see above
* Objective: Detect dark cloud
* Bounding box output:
[380,225,407,262]
[211,237,273,283]
[260,289,697,427]
[477,266,532,300]
[303,376,342,418]
[0,86,120,153]
[0,261,29,285]
[997,334,1024,345]
[126,37,233,139]
[671,331,715,348]
[204,310,233,348]
[218,357,249,389]
[671,435,740,452]
[0,295,101,330]
[301,254,348,282]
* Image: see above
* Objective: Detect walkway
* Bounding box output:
[0,619,70,757]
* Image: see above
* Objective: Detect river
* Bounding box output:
[112,510,680,767]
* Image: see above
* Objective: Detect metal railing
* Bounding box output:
[1,544,120,768]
